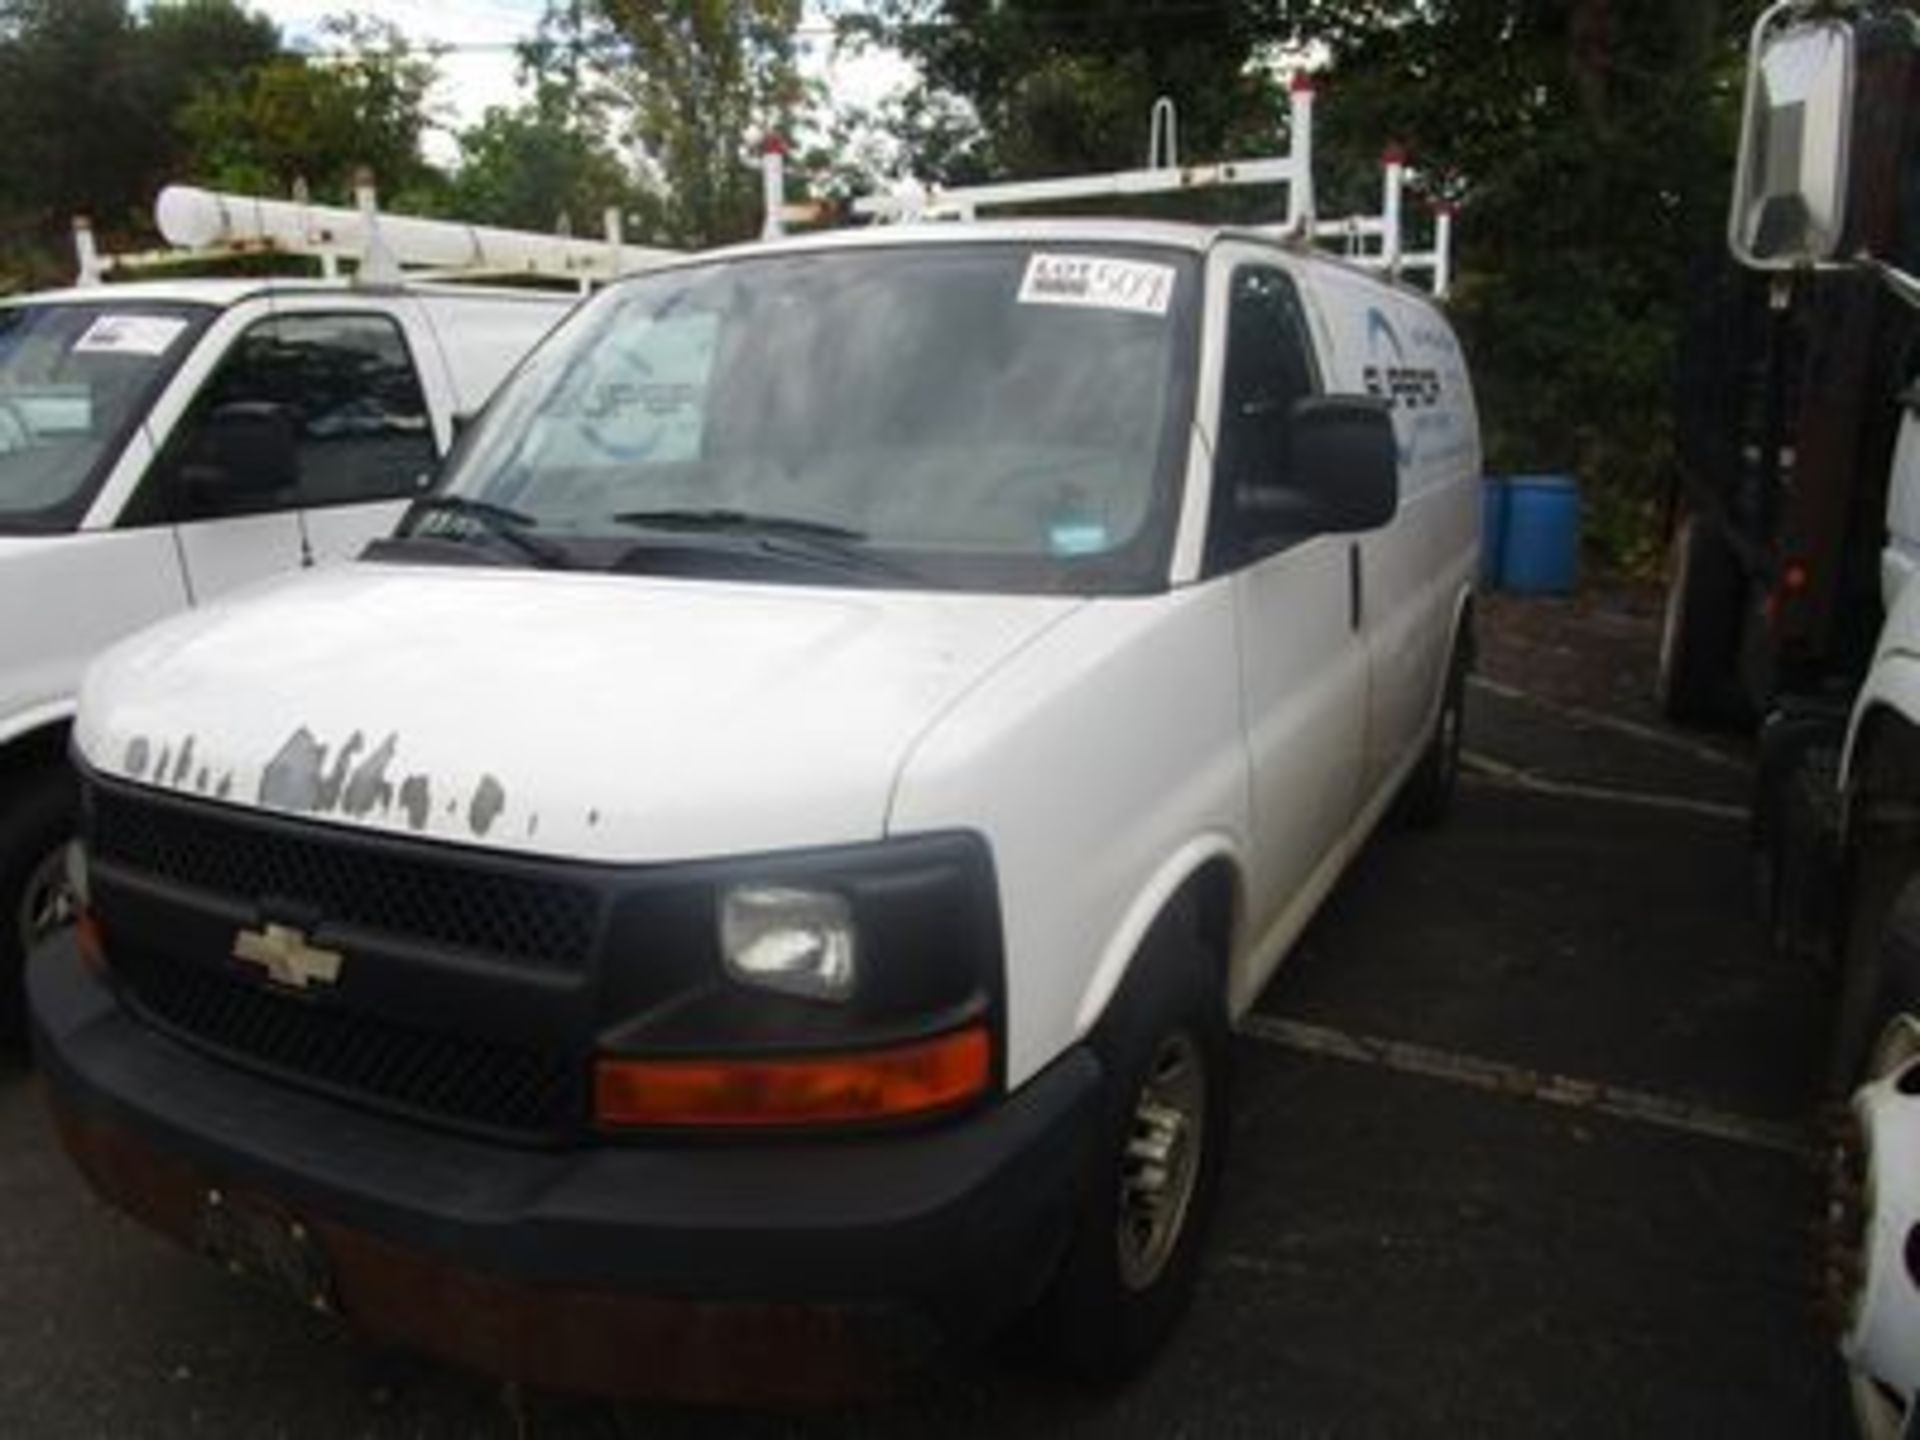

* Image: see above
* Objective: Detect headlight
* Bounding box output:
[719,884,857,1002]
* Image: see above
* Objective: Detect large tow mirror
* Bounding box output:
[1729,9,1857,268]
[1238,396,1399,539]
[177,401,300,501]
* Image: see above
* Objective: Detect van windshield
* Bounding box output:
[0,300,211,532]
[434,243,1200,592]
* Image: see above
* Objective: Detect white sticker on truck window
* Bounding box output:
[1017,254,1176,316]
[73,315,189,357]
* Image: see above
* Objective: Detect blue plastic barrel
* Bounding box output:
[1499,474,1580,594]
[1479,476,1508,588]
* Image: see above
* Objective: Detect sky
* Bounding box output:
[250,1,915,167]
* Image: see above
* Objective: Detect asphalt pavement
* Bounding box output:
[0,615,1842,1437]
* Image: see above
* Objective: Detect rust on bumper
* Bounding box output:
[49,1101,931,1404]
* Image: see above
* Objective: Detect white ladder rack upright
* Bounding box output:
[73,176,682,291]
[1305,145,1454,299]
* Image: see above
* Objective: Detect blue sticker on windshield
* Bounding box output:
[1048,522,1110,556]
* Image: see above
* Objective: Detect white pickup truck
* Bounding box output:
[27,215,1480,1390]
[0,277,570,1035]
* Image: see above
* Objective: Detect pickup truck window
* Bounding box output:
[0,300,211,532]
[1208,265,1321,570]
[167,312,436,520]
[433,243,1201,593]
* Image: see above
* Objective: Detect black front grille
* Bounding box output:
[91,787,601,968]
[116,947,583,1139]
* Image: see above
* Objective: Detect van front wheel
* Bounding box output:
[1405,625,1470,829]
[1034,904,1229,1383]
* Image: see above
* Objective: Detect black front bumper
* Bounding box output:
[29,937,1101,1391]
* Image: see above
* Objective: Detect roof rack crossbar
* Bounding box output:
[848,77,1319,233]
[852,154,1308,223]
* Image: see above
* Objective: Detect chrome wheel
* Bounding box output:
[15,840,74,959]
[1117,1030,1206,1292]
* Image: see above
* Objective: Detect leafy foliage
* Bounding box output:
[440,12,664,244]
[447,101,654,239]
[0,0,279,285]
[177,14,441,206]
[841,0,1275,177]
[552,0,807,247]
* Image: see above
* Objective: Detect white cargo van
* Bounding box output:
[0,276,572,1032]
[28,216,1479,1388]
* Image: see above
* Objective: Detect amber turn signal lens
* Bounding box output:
[594,1025,992,1128]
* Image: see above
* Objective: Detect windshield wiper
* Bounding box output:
[609,507,913,581]
[611,508,868,542]
[401,494,570,569]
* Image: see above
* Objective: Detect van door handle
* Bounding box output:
[1348,542,1363,632]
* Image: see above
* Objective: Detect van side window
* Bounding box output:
[167,313,436,519]
[1208,266,1319,569]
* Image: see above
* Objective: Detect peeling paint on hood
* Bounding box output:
[76,564,1083,863]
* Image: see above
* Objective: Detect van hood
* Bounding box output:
[75,563,1082,862]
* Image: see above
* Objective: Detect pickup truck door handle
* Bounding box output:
[1348,542,1363,632]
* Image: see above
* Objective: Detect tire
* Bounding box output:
[1404,622,1470,829]
[1656,515,1750,728]
[1031,901,1230,1384]
[0,763,78,1044]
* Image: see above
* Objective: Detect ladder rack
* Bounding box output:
[72,82,1454,301]
[845,77,1319,237]
[74,177,682,291]
[779,79,1456,300]
[1304,146,1454,299]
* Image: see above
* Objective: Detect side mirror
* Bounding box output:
[1729,12,1857,268]
[178,401,299,500]
[1238,396,1399,539]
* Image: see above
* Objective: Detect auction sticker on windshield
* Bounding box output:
[1018,254,1176,316]
[73,315,190,357]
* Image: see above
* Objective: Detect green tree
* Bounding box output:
[447,15,657,238]
[450,99,653,237]
[842,0,1278,180]
[177,14,442,206]
[0,0,280,288]
[555,0,807,247]
[136,0,281,145]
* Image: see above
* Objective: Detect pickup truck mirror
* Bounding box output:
[177,401,300,500]
[1237,396,1399,539]
[1729,11,1857,269]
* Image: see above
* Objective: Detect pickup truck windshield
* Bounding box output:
[436,243,1200,591]
[0,300,211,532]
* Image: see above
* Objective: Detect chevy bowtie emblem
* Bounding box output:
[232,923,343,991]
